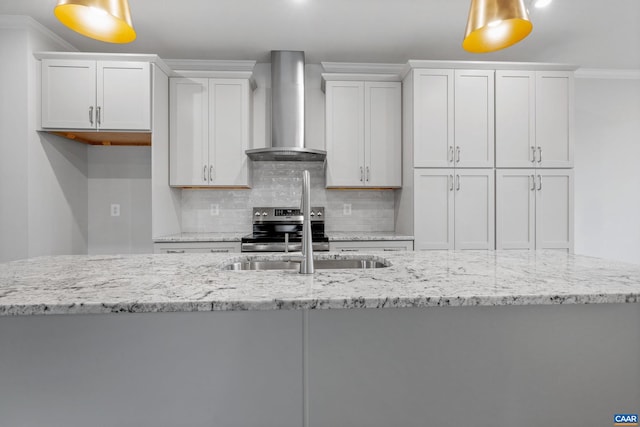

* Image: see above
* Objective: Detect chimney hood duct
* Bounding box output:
[246,51,326,162]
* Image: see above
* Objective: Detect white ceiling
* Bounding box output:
[1,0,639,68]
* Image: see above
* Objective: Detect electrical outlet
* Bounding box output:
[210,204,219,216]
[110,204,120,217]
[343,203,352,216]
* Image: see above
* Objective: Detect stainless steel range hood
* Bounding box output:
[246,51,326,162]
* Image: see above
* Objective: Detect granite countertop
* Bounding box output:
[327,232,414,241]
[1,251,639,316]
[154,232,245,243]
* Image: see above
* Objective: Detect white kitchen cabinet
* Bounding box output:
[329,240,414,252]
[170,77,252,188]
[495,70,574,168]
[413,69,494,168]
[496,169,573,250]
[535,71,574,168]
[325,81,401,188]
[41,59,151,131]
[412,69,454,168]
[414,169,494,250]
[153,241,241,254]
[454,70,495,168]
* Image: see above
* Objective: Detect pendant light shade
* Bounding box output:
[54,0,136,43]
[462,0,532,53]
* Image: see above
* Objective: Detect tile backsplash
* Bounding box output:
[181,162,395,233]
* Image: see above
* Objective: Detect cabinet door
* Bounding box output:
[209,79,251,187]
[496,169,536,250]
[97,61,150,130]
[454,70,495,168]
[536,71,574,168]
[365,82,401,188]
[41,59,96,129]
[535,170,574,250]
[326,82,365,187]
[414,169,454,250]
[169,78,209,186]
[413,70,454,168]
[495,71,536,168]
[454,170,495,249]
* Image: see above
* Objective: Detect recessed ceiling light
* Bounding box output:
[533,0,553,8]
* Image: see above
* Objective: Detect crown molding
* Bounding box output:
[402,59,578,79]
[164,59,256,73]
[575,68,640,80]
[321,62,405,77]
[0,15,77,52]
[34,51,172,75]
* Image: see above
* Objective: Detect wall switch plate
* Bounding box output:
[343,203,352,216]
[110,204,120,217]
[210,204,219,216]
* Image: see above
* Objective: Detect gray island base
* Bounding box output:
[1,251,639,427]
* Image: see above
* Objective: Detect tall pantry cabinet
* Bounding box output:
[405,67,496,250]
[397,62,575,252]
[495,70,574,250]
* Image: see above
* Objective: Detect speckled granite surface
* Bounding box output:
[327,232,414,241]
[1,251,639,316]
[154,232,245,243]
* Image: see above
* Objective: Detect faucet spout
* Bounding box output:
[299,170,314,274]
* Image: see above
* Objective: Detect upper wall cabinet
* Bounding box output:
[496,70,574,168]
[325,80,401,188]
[413,69,494,168]
[170,77,252,188]
[41,59,151,131]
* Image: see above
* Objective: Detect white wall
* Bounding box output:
[0,17,86,262]
[574,75,640,264]
[88,147,152,254]
[0,27,29,262]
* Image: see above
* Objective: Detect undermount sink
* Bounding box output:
[222,258,390,271]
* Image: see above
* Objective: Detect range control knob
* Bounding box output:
[254,211,261,217]
[317,211,323,217]
[310,212,315,217]
[262,211,268,216]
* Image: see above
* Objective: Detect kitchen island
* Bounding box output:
[1,251,639,427]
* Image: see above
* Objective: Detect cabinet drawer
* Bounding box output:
[330,240,414,252]
[154,242,241,254]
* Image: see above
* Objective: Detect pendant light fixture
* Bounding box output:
[462,0,532,53]
[54,0,136,43]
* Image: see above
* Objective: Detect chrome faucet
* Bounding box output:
[299,170,314,274]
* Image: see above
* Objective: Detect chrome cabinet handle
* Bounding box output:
[530,146,536,163]
[340,249,359,252]
[209,166,214,182]
[210,249,229,253]
[366,166,370,182]
[89,106,94,125]
[449,174,454,191]
[456,146,461,163]
[203,165,207,182]
[537,146,542,163]
[360,166,364,182]
[383,248,403,252]
[166,250,185,254]
[96,106,101,126]
[530,174,535,191]
[456,174,460,191]
[537,175,542,191]
[449,146,454,163]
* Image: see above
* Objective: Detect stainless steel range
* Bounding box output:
[241,207,329,252]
